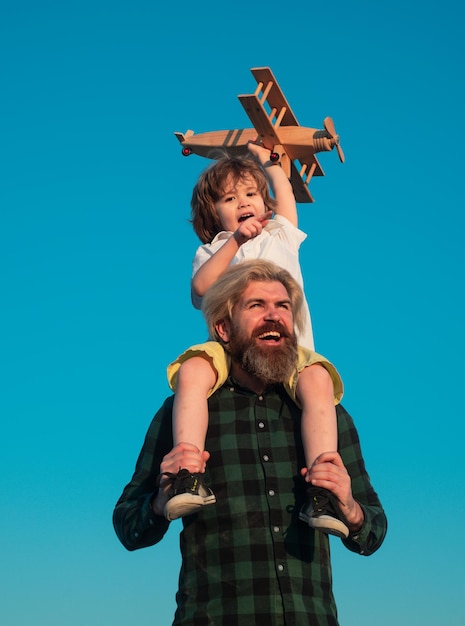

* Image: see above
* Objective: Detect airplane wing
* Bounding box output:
[238,69,323,203]
[248,67,300,126]
[289,158,325,204]
[238,92,284,151]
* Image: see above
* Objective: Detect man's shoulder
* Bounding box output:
[150,395,175,428]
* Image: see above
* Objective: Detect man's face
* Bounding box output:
[216,280,298,384]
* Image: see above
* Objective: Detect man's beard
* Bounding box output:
[227,321,298,385]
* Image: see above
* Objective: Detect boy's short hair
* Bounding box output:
[191,155,277,244]
[202,259,305,342]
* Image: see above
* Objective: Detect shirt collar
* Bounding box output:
[224,375,283,397]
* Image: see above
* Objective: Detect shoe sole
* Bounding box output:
[299,511,349,539]
[165,494,217,521]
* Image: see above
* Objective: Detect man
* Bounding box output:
[113,260,387,625]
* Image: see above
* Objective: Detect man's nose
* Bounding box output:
[264,306,280,321]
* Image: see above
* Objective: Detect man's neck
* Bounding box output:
[229,360,268,395]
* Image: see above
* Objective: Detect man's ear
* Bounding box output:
[215,318,231,343]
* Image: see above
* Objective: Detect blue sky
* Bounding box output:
[1,1,464,624]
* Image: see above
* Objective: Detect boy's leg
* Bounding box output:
[297,364,338,467]
[172,356,217,452]
[296,364,349,538]
[165,356,218,520]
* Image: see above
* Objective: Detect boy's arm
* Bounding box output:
[248,142,298,227]
[192,211,271,298]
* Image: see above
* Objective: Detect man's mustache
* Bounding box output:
[251,321,292,339]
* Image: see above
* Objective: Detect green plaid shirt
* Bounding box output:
[114,380,387,625]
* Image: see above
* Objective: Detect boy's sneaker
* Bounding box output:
[299,486,350,538]
[159,469,216,521]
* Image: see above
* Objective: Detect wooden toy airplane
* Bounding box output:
[175,67,344,203]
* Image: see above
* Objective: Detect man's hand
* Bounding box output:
[151,443,210,517]
[300,451,365,533]
[233,211,272,245]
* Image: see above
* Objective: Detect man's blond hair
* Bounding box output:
[201,259,305,343]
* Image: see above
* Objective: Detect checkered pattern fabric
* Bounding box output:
[114,380,387,625]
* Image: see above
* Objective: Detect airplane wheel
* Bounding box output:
[270,152,280,162]
[182,147,192,156]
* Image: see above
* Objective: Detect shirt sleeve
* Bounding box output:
[284,346,344,407]
[336,404,388,556]
[167,341,231,398]
[112,397,174,551]
[272,214,307,252]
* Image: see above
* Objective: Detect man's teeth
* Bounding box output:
[258,331,281,340]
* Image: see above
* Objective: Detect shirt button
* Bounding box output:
[268,489,275,496]
[258,422,265,429]
[258,395,264,401]
[277,564,284,572]
[273,526,280,533]
[263,454,270,462]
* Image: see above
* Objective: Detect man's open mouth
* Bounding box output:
[257,331,282,342]
[238,213,254,223]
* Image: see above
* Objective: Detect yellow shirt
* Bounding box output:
[167,341,343,407]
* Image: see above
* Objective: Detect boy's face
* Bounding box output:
[214,174,266,232]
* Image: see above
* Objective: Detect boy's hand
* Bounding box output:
[233,211,272,245]
[247,139,272,166]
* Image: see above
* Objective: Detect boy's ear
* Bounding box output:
[215,318,231,343]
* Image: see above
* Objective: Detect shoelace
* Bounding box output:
[311,489,330,512]
[156,469,192,495]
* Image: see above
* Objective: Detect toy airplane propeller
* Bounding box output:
[175,67,344,203]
